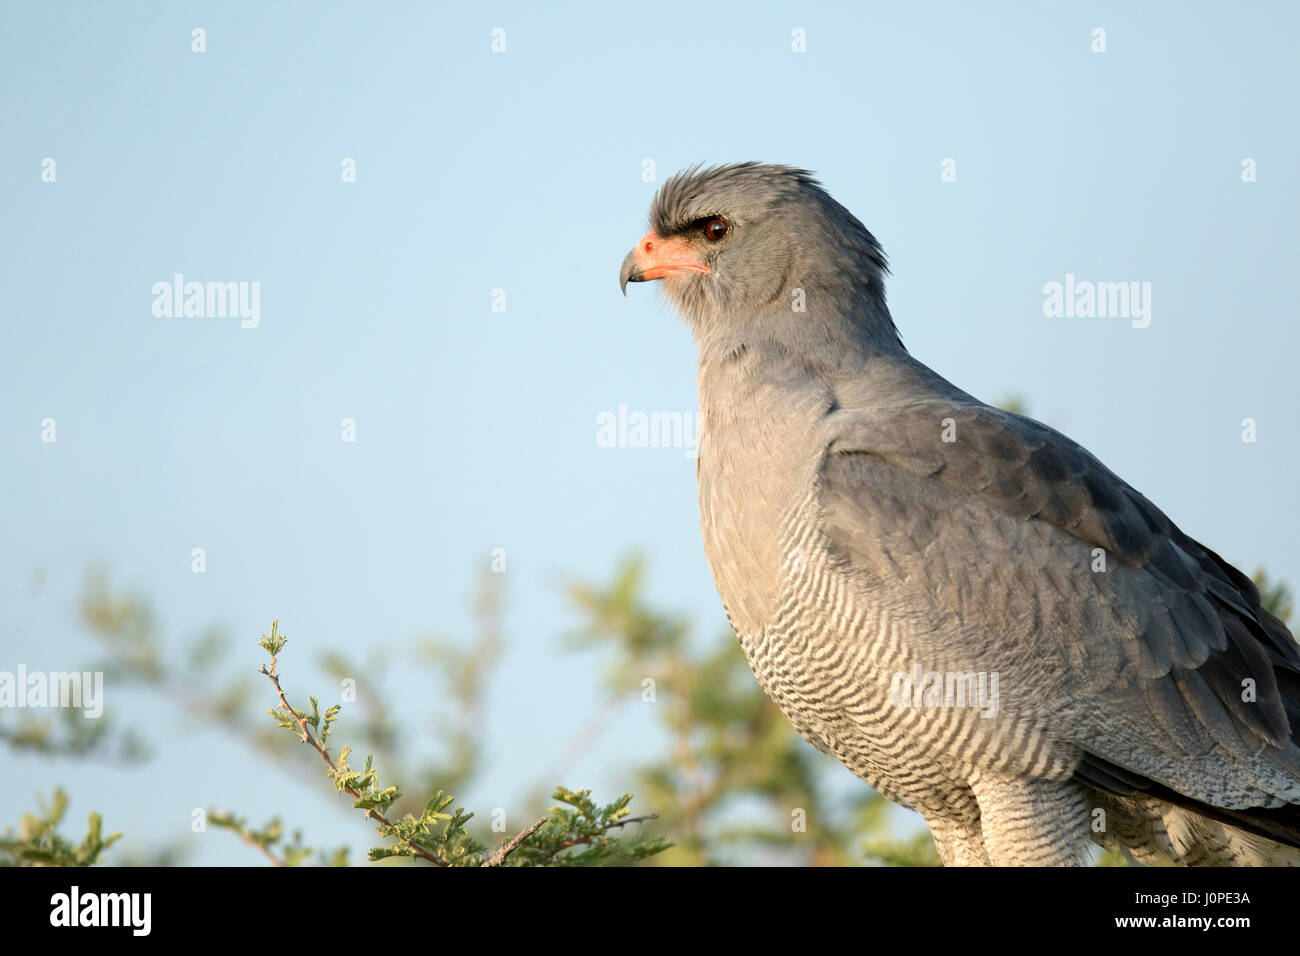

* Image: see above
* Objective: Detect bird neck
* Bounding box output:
[694,299,906,380]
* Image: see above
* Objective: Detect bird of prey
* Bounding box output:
[620,163,1300,866]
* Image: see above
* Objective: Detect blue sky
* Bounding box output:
[2,1,1297,864]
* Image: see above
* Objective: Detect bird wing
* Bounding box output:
[816,396,1300,810]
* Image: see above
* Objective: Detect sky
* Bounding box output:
[2,1,1298,865]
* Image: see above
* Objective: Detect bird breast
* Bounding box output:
[695,356,832,640]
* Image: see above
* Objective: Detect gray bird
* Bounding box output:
[620,163,1300,866]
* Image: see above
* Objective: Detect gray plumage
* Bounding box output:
[620,162,1300,866]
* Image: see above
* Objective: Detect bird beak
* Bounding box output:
[619,249,643,296]
[620,231,708,295]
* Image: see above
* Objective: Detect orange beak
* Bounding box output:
[620,231,709,294]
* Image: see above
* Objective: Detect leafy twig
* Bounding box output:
[0,789,121,866]
[254,621,669,867]
[533,813,659,864]
[257,623,448,866]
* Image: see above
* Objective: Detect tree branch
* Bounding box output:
[483,815,548,867]
[534,814,658,864]
[259,656,447,866]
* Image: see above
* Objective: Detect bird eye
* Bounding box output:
[702,217,729,241]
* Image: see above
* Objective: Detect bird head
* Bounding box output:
[620,163,900,353]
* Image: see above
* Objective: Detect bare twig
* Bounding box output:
[483,815,549,867]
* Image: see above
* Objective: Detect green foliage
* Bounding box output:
[3,571,671,867]
[206,811,348,867]
[253,623,668,867]
[505,788,672,867]
[0,789,120,866]
[366,790,482,864]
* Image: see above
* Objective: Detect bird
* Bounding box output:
[619,162,1300,866]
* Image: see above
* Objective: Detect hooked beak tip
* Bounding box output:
[619,248,644,297]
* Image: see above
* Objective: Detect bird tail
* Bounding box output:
[1161,805,1300,866]
[1090,790,1300,866]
